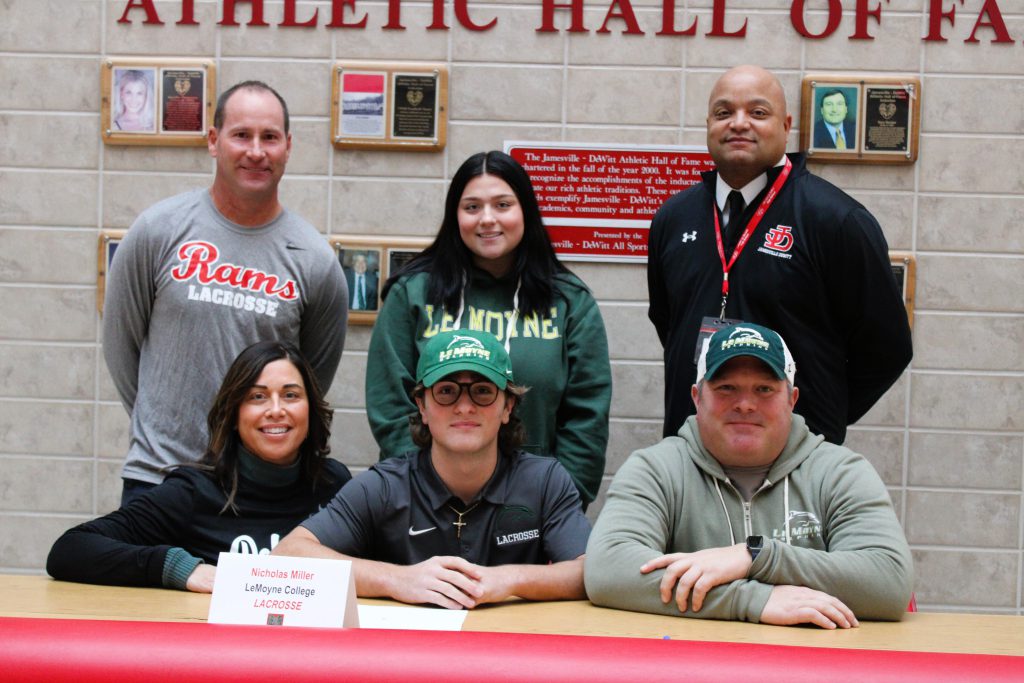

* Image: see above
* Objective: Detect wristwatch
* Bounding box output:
[745,535,764,562]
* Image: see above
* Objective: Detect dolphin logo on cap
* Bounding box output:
[447,334,486,350]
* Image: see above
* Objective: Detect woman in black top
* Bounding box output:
[47,341,350,592]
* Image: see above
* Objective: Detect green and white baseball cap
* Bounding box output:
[416,329,515,388]
[697,322,796,384]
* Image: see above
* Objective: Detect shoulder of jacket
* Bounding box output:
[372,452,417,477]
[138,188,205,220]
[510,450,562,474]
[391,271,429,296]
[650,185,711,241]
[813,440,867,465]
[125,191,202,243]
[659,183,708,212]
[552,272,596,300]
[787,440,866,479]
[794,171,863,209]
[626,437,692,473]
[504,453,576,499]
[160,467,213,499]
[779,174,876,236]
[277,219,338,262]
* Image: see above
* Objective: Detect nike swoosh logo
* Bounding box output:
[409,526,437,536]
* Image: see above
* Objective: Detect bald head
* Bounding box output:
[708,66,788,117]
[706,65,792,188]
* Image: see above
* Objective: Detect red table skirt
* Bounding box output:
[1,616,1021,682]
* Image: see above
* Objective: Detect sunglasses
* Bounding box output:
[430,380,500,407]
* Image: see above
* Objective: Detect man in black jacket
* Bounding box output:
[647,65,912,444]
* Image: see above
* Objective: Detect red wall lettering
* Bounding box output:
[219,0,269,27]
[790,0,842,39]
[708,0,746,37]
[118,0,163,25]
[112,0,1017,43]
[598,0,644,35]
[428,0,448,30]
[657,0,697,36]
[281,0,318,27]
[455,0,497,31]
[924,0,962,41]
[966,0,1013,43]
[178,0,198,25]
[327,0,368,28]
[537,0,588,34]
[851,0,888,40]
[381,0,405,29]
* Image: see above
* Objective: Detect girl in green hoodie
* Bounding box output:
[365,151,612,506]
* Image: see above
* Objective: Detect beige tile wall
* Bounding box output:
[1,0,1021,615]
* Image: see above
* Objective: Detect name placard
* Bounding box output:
[208,553,358,628]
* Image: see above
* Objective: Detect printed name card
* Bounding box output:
[208,553,358,628]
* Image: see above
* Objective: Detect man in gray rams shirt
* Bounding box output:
[104,81,348,506]
[274,330,589,609]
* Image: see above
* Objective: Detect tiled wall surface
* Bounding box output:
[1,0,1022,614]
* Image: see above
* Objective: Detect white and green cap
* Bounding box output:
[697,323,796,384]
[416,329,514,388]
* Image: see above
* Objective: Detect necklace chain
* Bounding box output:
[446,501,482,540]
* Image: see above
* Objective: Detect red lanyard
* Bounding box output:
[713,157,792,318]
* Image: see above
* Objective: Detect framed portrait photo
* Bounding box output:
[809,84,860,154]
[328,235,431,325]
[800,75,920,164]
[109,67,158,135]
[331,62,447,152]
[102,58,216,146]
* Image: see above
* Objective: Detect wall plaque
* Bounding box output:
[505,141,714,262]
[332,62,447,152]
[102,58,215,146]
[800,76,920,164]
[329,235,432,325]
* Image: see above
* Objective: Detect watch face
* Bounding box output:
[746,535,763,561]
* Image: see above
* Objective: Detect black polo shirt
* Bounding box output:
[302,449,590,565]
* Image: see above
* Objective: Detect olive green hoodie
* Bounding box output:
[585,414,912,622]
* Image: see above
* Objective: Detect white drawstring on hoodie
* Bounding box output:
[714,475,792,547]
[453,271,521,354]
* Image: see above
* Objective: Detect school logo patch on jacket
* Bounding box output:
[758,225,795,260]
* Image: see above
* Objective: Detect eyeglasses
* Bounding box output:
[430,380,500,407]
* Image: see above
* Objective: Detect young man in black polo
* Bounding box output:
[274,329,590,609]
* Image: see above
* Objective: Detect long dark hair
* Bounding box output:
[200,340,332,513]
[382,150,572,317]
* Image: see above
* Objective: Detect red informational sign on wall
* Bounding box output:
[505,142,714,262]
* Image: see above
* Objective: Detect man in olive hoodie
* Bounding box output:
[585,323,912,629]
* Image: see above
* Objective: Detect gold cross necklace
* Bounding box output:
[446,501,482,540]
